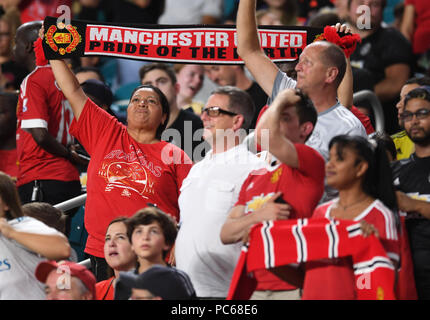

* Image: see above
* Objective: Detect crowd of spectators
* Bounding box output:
[0,0,429,301]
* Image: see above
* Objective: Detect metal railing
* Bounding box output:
[54,193,90,268]
[54,193,87,212]
[353,90,385,133]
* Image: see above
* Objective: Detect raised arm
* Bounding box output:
[39,23,87,120]
[335,23,355,109]
[337,57,353,108]
[400,4,415,42]
[374,63,411,102]
[255,88,304,168]
[236,0,280,97]
[0,218,71,260]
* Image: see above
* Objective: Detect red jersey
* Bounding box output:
[228,218,397,300]
[70,99,192,257]
[350,106,375,135]
[235,144,325,291]
[302,199,399,300]
[0,149,18,181]
[16,65,79,186]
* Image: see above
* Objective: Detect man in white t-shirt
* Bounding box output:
[236,0,367,163]
[175,86,267,299]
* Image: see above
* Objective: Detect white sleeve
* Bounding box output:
[269,70,297,105]
[10,217,63,236]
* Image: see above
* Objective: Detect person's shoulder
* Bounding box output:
[24,65,54,85]
[379,26,408,39]
[9,216,57,233]
[391,154,415,176]
[372,199,394,215]
[376,27,412,49]
[391,130,408,140]
[313,200,336,217]
[295,143,324,161]
[334,105,366,130]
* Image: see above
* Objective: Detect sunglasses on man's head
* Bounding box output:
[400,109,430,122]
[201,106,237,117]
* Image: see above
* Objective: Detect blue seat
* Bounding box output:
[113,81,141,101]
[68,205,88,262]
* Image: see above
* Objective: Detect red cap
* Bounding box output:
[35,260,96,299]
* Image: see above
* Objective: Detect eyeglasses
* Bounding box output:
[201,106,237,117]
[399,109,430,122]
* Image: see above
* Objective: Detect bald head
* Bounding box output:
[310,41,346,88]
[16,21,42,45]
[14,21,42,69]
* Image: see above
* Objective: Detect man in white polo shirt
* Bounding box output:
[175,86,267,299]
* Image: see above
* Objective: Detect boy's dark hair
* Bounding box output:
[139,63,177,85]
[73,66,105,83]
[127,206,178,259]
[22,202,66,234]
[404,86,430,107]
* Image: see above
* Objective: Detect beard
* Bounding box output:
[406,126,430,146]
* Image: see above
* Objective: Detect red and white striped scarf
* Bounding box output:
[227,218,396,300]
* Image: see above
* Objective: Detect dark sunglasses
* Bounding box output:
[201,106,237,117]
[400,109,430,122]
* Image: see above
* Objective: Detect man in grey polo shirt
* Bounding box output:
[236,0,366,163]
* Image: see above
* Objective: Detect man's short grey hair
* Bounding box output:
[210,86,255,130]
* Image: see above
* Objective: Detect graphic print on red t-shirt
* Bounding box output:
[98,148,166,199]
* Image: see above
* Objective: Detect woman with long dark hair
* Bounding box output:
[301,135,400,299]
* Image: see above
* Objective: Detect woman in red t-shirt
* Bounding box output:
[39,29,192,280]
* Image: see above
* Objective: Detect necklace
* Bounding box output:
[337,194,370,211]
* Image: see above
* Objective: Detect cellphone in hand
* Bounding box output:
[274,195,287,204]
